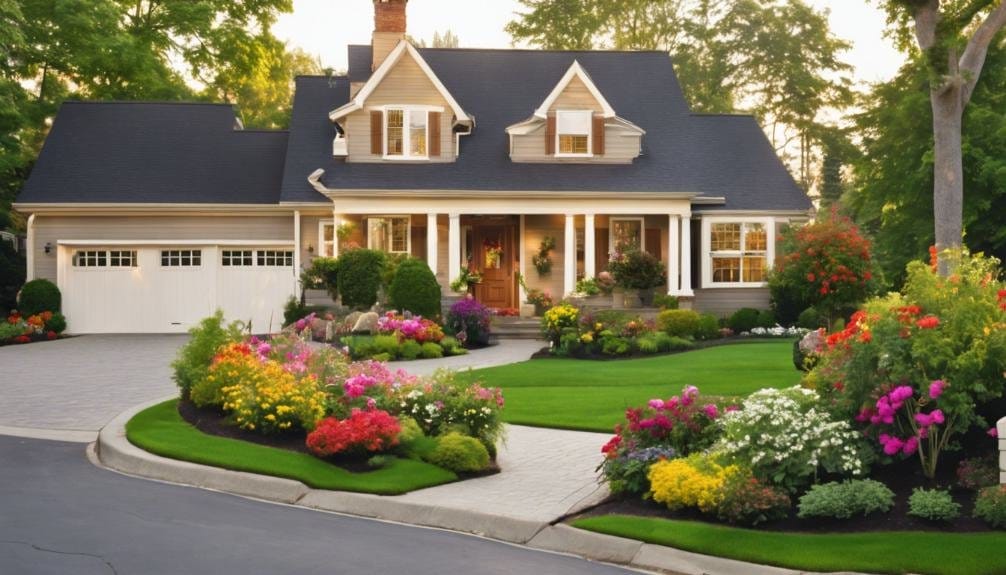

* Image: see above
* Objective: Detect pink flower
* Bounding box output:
[648,399,665,410]
[703,404,719,419]
[882,436,904,455]
[902,437,919,455]
[989,427,999,438]
[890,385,915,403]
[915,412,932,427]
[930,409,945,425]
[928,380,946,400]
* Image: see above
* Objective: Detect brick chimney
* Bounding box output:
[372,0,408,71]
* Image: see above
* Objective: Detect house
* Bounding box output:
[14,0,811,334]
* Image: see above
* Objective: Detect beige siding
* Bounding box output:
[300,215,322,269]
[550,76,604,112]
[511,123,641,164]
[33,215,293,282]
[436,216,448,291]
[344,54,455,163]
[692,288,771,318]
[523,214,565,298]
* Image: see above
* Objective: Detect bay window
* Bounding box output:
[368,216,410,254]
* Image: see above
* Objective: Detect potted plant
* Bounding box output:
[607,249,666,308]
[449,267,483,294]
[526,288,554,316]
[532,236,555,276]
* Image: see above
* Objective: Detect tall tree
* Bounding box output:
[506,0,853,189]
[881,0,1006,263]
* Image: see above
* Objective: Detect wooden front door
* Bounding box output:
[473,224,514,309]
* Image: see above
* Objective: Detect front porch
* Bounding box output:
[317,190,699,313]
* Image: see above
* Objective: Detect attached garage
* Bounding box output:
[57,241,297,334]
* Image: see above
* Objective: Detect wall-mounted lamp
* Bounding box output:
[44,242,53,255]
[307,244,315,254]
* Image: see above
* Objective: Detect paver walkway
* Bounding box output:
[0,335,185,433]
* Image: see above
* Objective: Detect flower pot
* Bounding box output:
[533,303,547,316]
[519,303,536,318]
[622,289,640,309]
[611,289,625,308]
[639,288,656,308]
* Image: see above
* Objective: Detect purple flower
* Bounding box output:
[928,380,946,400]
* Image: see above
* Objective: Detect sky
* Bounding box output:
[272,0,907,85]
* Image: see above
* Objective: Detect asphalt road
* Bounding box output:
[0,436,636,575]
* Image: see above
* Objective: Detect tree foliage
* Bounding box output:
[506,0,854,188]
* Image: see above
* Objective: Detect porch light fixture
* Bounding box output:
[44,242,52,255]
[307,244,315,254]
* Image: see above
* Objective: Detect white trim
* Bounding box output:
[26,214,35,281]
[554,109,594,158]
[56,239,295,246]
[534,61,616,119]
[381,107,430,160]
[700,216,774,289]
[564,214,576,297]
[293,210,301,274]
[667,215,680,295]
[329,41,470,124]
[426,214,438,273]
[584,214,596,279]
[318,219,335,257]
[680,216,693,296]
[448,214,461,287]
[609,217,646,253]
[366,215,411,254]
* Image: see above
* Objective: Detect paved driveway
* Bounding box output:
[0,335,186,434]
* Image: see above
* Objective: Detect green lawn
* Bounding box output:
[464,340,799,432]
[574,515,1006,575]
[126,400,457,495]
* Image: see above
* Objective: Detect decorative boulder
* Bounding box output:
[352,311,380,334]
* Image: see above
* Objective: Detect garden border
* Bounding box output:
[94,397,873,575]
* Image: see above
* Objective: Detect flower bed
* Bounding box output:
[341,311,466,361]
[165,314,504,482]
[1,310,66,346]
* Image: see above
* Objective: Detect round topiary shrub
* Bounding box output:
[695,313,721,340]
[728,307,762,333]
[657,309,701,338]
[797,307,825,329]
[337,249,386,310]
[388,258,442,320]
[44,312,67,334]
[425,431,490,473]
[421,342,444,359]
[17,279,61,316]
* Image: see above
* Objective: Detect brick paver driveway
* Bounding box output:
[0,335,186,433]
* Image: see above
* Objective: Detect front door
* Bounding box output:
[473,224,514,309]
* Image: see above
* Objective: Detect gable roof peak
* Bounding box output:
[329,39,470,125]
[533,60,616,119]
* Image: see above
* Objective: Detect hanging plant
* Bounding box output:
[533,236,555,276]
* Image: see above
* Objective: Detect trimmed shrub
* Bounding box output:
[171,311,245,397]
[44,311,67,334]
[974,485,1006,528]
[653,293,679,310]
[337,249,386,310]
[907,488,960,522]
[425,432,490,472]
[797,307,825,329]
[756,309,776,328]
[373,334,401,358]
[648,454,739,514]
[302,257,339,300]
[717,473,792,526]
[421,341,444,359]
[17,279,61,316]
[388,258,442,320]
[657,309,701,338]
[728,307,762,333]
[306,409,401,457]
[399,339,422,360]
[695,313,720,340]
[439,336,465,356]
[797,480,895,519]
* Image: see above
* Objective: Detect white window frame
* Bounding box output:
[71,250,109,269]
[609,217,645,254]
[160,249,203,268]
[318,219,335,257]
[555,109,594,158]
[377,105,443,160]
[701,216,776,288]
[367,215,412,255]
[257,250,294,267]
[221,249,254,267]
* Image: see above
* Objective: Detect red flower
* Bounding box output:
[46,331,57,340]
[807,273,816,282]
[916,315,940,330]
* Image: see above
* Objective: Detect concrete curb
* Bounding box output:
[95,399,877,575]
[0,424,96,443]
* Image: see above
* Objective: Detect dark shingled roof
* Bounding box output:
[18,101,288,205]
[279,46,810,212]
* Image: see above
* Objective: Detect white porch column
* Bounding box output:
[293,210,302,274]
[426,213,438,273]
[25,214,35,281]
[331,210,343,258]
[448,214,461,287]
[584,214,596,279]
[680,215,694,296]
[564,214,576,296]
[667,215,680,295]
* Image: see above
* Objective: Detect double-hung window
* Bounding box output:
[707,221,771,285]
[556,110,593,156]
[368,216,410,254]
[385,108,428,159]
[609,217,644,253]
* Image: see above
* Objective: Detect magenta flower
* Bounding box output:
[882,436,905,455]
[915,412,932,427]
[648,399,665,410]
[703,404,719,419]
[928,380,946,400]
[902,436,919,455]
[989,427,999,438]
[930,409,945,425]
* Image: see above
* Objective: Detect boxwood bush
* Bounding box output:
[728,307,762,333]
[657,309,701,338]
[17,279,61,316]
[337,249,386,310]
[425,432,490,472]
[907,488,960,522]
[388,258,442,319]
[797,479,895,519]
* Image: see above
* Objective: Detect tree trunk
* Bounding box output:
[930,86,965,263]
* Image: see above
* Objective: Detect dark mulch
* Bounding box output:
[177,399,501,477]
[573,454,996,533]
[529,336,792,361]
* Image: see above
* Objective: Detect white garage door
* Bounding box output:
[59,244,296,334]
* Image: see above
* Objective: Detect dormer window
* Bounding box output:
[556,110,593,157]
[385,108,427,158]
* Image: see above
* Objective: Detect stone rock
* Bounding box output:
[352,311,379,334]
[342,311,363,333]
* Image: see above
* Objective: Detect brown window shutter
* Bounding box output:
[545,113,556,155]
[428,111,442,157]
[370,110,383,155]
[593,115,605,155]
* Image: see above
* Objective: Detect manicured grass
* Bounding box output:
[574,515,1006,575]
[464,340,799,432]
[126,400,457,495]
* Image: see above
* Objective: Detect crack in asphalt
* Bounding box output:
[0,539,118,574]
